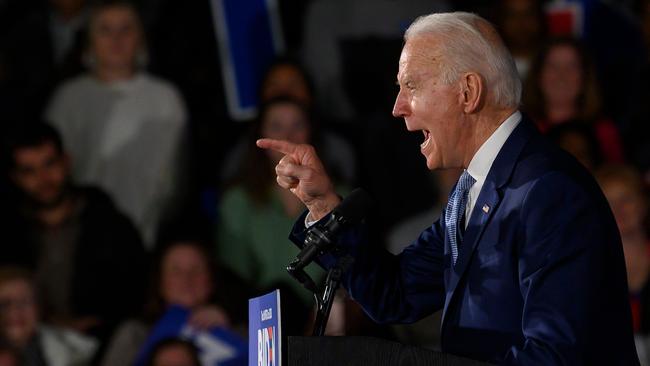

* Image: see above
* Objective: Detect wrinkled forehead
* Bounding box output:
[398,36,445,78]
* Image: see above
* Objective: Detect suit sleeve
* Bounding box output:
[502,172,636,365]
[290,210,447,324]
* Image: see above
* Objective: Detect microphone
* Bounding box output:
[287,188,372,292]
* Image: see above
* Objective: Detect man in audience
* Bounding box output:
[1,122,147,343]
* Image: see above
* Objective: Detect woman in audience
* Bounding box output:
[523,37,624,163]
[221,58,357,187]
[45,0,187,246]
[0,266,97,366]
[216,97,328,311]
[101,239,246,366]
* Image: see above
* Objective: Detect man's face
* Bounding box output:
[393,36,464,170]
[11,142,69,208]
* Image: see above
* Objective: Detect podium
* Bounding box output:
[288,336,493,366]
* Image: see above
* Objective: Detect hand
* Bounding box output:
[188,305,230,330]
[257,138,340,220]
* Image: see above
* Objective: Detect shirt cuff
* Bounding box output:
[304,212,318,228]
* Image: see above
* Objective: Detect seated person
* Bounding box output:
[522,37,624,163]
[217,97,333,308]
[145,338,200,366]
[45,0,188,246]
[0,266,97,366]
[221,58,357,187]
[1,122,147,342]
[102,238,246,366]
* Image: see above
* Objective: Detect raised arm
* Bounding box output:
[256,138,340,220]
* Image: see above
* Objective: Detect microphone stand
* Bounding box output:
[312,255,353,336]
[287,247,354,336]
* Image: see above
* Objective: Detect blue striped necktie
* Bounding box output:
[445,170,476,266]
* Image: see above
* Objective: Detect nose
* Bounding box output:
[392,89,408,118]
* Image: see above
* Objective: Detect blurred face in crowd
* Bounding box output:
[261,102,311,164]
[151,343,198,366]
[11,142,69,208]
[500,0,542,50]
[540,44,583,107]
[0,279,38,348]
[261,64,312,106]
[160,244,213,309]
[601,178,647,237]
[89,5,142,73]
[393,35,467,170]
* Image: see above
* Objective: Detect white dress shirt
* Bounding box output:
[463,111,521,228]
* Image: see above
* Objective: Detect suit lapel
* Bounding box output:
[440,116,537,330]
[441,181,501,326]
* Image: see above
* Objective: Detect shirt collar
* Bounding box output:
[467,110,522,181]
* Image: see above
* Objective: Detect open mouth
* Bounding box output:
[421,130,431,149]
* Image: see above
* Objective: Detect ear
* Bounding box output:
[459,72,484,113]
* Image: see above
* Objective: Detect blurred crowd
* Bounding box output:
[1,0,650,364]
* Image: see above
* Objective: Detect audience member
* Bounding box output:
[145,338,200,366]
[0,0,89,124]
[216,97,327,307]
[595,164,650,364]
[523,37,625,163]
[102,239,246,366]
[221,58,357,186]
[0,266,97,366]
[492,0,547,79]
[1,122,147,343]
[45,0,188,246]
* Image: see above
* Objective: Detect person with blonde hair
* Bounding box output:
[46,0,187,247]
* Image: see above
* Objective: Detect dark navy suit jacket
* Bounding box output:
[290,118,639,364]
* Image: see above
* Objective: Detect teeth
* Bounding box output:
[421,130,430,148]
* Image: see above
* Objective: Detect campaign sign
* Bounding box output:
[249,290,281,366]
[209,0,284,120]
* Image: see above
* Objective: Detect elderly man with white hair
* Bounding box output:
[258,12,638,364]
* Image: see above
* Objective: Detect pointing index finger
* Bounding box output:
[256,138,298,155]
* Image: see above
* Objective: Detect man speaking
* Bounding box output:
[257,12,638,364]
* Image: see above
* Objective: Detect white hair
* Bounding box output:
[405,12,521,109]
